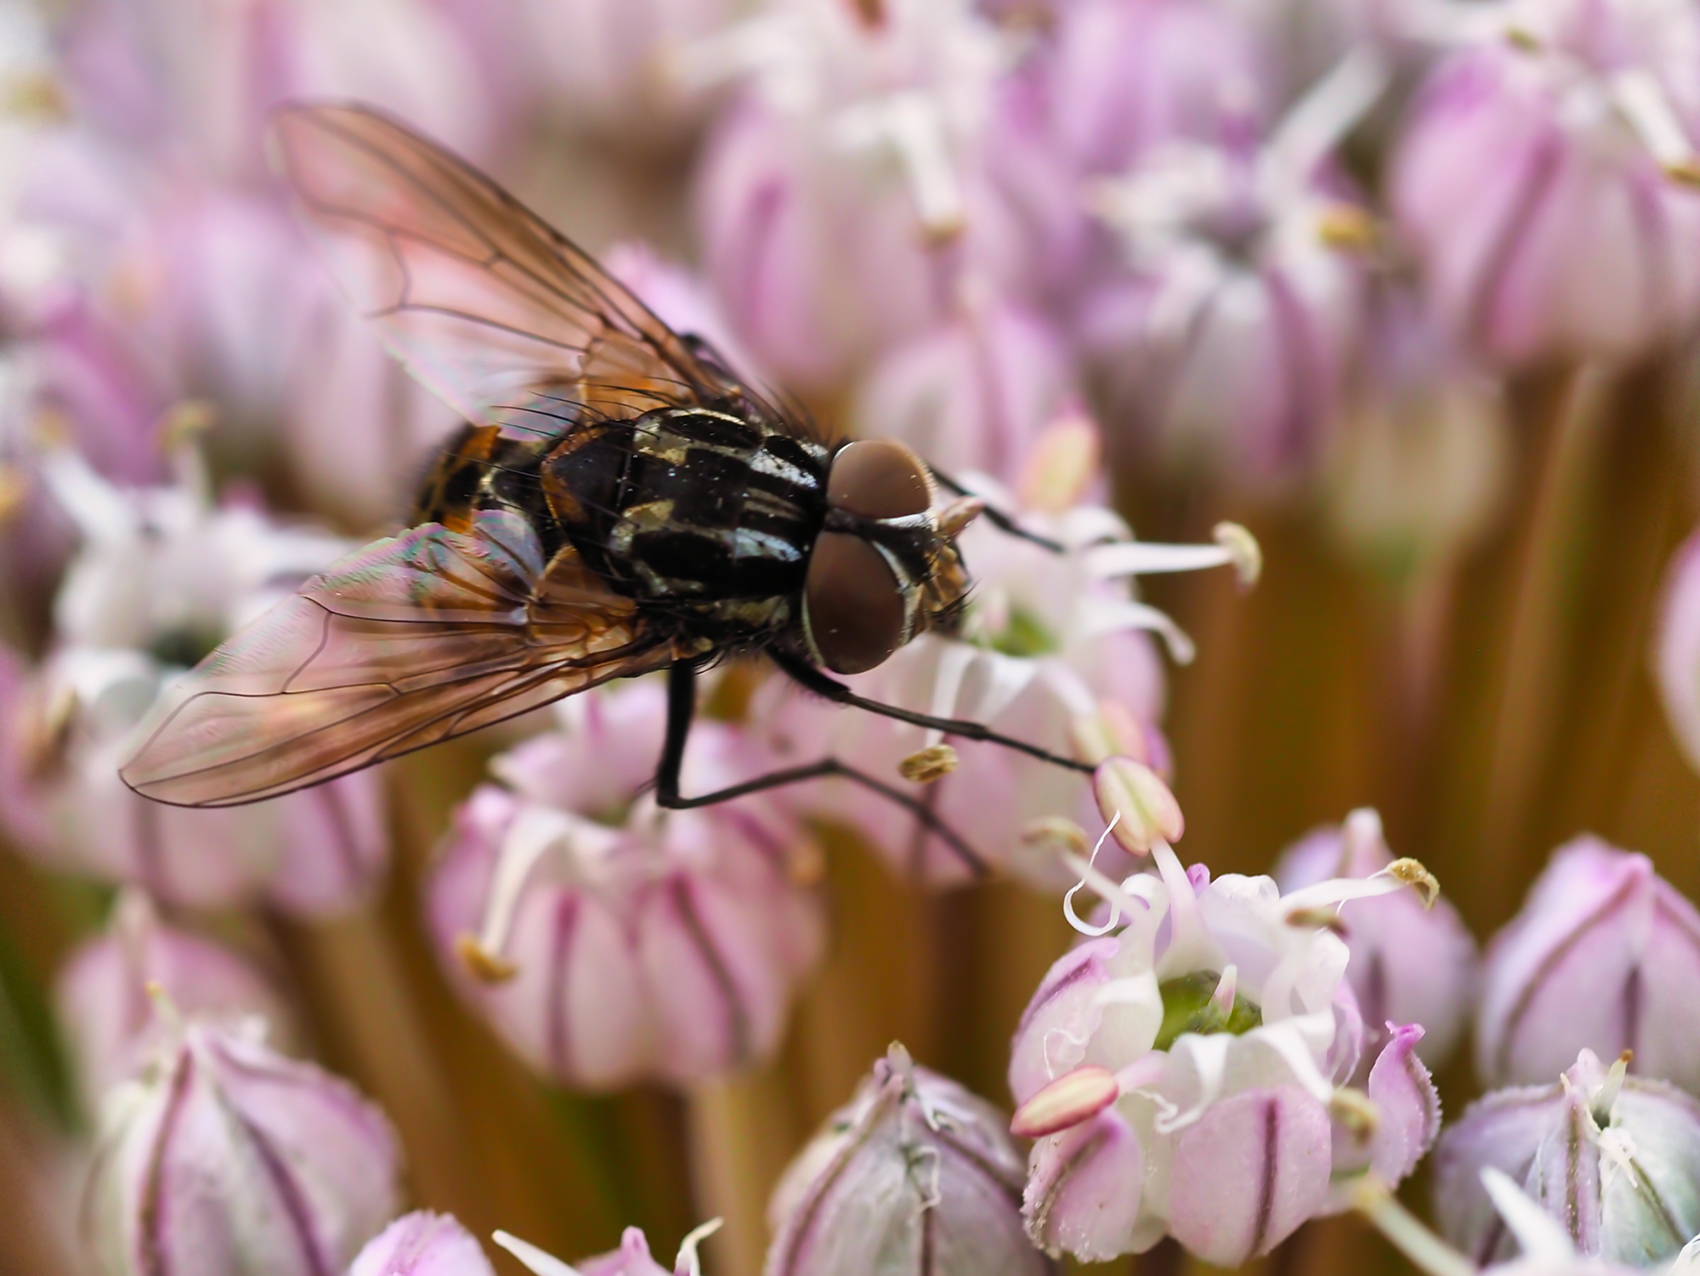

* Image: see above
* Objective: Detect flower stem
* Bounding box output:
[1351,1180,1478,1276]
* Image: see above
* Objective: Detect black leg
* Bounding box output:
[767,647,1095,774]
[652,662,989,876]
[930,467,1066,554]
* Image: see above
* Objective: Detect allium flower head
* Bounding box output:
[766,1043,1052,1276]
[427,681,825,1089]
[348,1210,725,1276]
[1276,807,1479,1077]
[1436,1049,1700,1266]
[757,421,1257,888]
[85,1009,401,1276]
[1391,0,1700,364]
[1009,838,1439,1264]
[8,445,388,911]
[1476,836,1700,1092]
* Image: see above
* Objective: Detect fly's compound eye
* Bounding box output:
[804,534,906,674]
[826,439,933,519]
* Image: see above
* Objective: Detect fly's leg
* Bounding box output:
[929,467,1066,554]
[768,648,1095,774]
[651,661,989,877]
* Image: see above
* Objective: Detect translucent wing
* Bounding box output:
[269,102,733,429]
[120,509,682,807]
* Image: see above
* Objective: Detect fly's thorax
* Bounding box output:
[541,401,830,629]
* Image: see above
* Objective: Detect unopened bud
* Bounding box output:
[1011,1066,1120,1139]
[1093,757,1184,856]
[768,1043,1046,1276]
[899,744,959,783]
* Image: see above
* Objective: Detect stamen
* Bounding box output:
[1478,1168,1577,1262]
[1267,47,1390,199]
[1351,1177,1479,1276]
[1077,598,1198,664]
[1010,1065,1120,1138]
[899,743,959,783]
[463,807,579,983]
[833,92,966,241]
[1094,759,1185,855]
[1591,1050,1632,1126]
[492,1231,584,1276]
[1612,70,1700,182]
[1151,840,1216,975]
[1063,814,1126,936]
[676,1219,725,1276]
[1331,1086,1380,1146]
[1209,964,1238,1019]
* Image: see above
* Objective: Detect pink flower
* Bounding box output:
[1436,1049,1700,1265]
[55,891,295,1114]
[1009,840,1438,1264]
[1275,808,1479,1077]
[84,1016,401,1276]
[425,682,825,1089]
[690,0,1027,389]
[1476,836,1700,1092]
[766,1043,1048,1276]
[1391,0,1700,365]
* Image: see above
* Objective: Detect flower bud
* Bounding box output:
[1436,1049,1700,1265]
[1476,837,1700,1091]
[427,682,824,1089]
[766,1043,1049,1276]
[86,1018,401,1276]
[55,891,293,1114]
[1275,809,1478,1078]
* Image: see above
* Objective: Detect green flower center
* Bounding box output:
[979,603,1059,659]
[1153,970,1263,1050]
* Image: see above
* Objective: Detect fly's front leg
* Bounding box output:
[652,660,988,875]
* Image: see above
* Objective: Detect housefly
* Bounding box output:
[118,104,1087,869]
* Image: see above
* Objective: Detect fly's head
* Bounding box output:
[801,440,982,675]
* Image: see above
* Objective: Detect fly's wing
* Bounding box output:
[269,102,739,430]
[119,509,680,807]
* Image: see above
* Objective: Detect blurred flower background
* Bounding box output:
[2,0,1700,1273]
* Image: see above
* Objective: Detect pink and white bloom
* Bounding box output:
[1276,807,1479,1076]
[1476,836,1700,1092]
[766,1043,1049,1276]
[1436,1049,1700,1266]
[426,681,825,1090]
[1391,0,1700,366]
[690,0,1027,389]
[349,1210,725,1276]
[1080,51,1386,489]
[11,446,388,912]
[85,1014,401,1276]
[1009,839,1438,1265]
[55,890,294,1115]
[758,424,1255,889]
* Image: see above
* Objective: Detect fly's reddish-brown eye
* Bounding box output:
[804,533,906,674]
[827,439,933,519]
